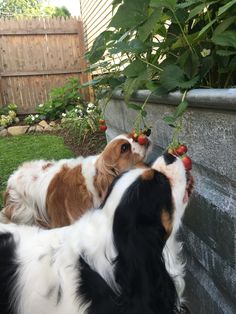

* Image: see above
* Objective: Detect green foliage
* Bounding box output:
[24,114,41,125]
[0,134,74,208]
[52,6,71,18]
[61,103,101,144]
[86,0,236,112]
[0,0,71,17]
[37,78,83,120]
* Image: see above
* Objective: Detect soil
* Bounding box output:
[55,129,107,157]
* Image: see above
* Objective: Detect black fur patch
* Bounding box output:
[164,152,177,165]
[0,232,19,314]
[112,170,178,313]
[78,257,119,314]
[79,170,179,313]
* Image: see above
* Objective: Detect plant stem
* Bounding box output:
[138,56,163,72]
[170,90,188,147]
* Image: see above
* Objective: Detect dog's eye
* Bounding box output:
[121,143,130,153]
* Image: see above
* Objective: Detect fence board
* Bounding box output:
[0,17,90,113]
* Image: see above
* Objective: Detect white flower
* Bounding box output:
[74,109,78,113]
[87,102,95,108]
[87,108,93,113]
[31,116,35,121]
[38,104,44,108]
[61,113,67,117]
[201,49,211,58]
[35,114,39,118]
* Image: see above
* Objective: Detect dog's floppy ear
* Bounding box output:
[112,169,178,313]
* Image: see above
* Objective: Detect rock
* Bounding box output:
[0,128,8,137]
[27,125,36,133]
[49,121,56,127]
[35,125,44,132]
[7,125,29,136]
[38,120,52,131]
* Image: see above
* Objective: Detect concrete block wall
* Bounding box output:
[103,90,236,314]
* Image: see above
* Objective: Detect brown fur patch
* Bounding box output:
[94,138,145,201]
[3,189,9,205]
[161,210,173,238]
[141,169,154,180]
[42,162,53,171]
[46,165,93,228]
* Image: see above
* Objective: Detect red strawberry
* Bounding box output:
[175,145,188,156]
[137,134,148,145]
[182,155,192,170]
[99,125,107,132]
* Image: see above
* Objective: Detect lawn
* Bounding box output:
[0,134,75,208]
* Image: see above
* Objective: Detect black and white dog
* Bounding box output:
[0,153,193,314]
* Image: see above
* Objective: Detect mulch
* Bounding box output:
[55,129,107,157]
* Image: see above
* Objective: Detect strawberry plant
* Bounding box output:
[85,0,236,150]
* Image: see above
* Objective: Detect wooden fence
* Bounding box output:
[0,17,90,113]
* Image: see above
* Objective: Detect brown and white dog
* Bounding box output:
[1,134,151,228]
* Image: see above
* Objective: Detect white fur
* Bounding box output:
[0,155,189,313]
[1,134,150,226]
[152,156,188,302]
[0,168,144,314]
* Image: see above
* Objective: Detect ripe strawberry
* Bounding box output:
[99,119,105,125]
[182,155,192,170]
[137,134,148,145]
[99,125,107,132]
[175,145,188,156]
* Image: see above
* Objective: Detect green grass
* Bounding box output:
[0,134,75,208]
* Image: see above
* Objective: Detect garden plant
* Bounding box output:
[86,0,236,153]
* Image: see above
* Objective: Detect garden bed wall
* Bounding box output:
[104,89,236,314]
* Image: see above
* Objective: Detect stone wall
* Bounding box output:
[103,89,236,314]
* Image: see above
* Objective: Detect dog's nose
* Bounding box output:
[163,152,177,165]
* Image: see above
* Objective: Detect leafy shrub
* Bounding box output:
[24,114,41,126]
[86,0,236,128]
[37,78,83,120]
[0,104,18,127]
[61,103,101,143]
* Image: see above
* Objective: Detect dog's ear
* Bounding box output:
[112,170,178,313]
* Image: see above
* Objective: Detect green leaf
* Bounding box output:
[212,31,236,48]
[178,76,199,89]
[197,19,217,38]
[141,110,147,117]
[123,60,147,78]
[178,51,200,79]
[218,0,236,16]
[88,31,113,63]
[187,3,205,20]
[216,50,236,57]
[213,17,236,35]
[159,65,183,91]
[109,0,150,29]
[123,69,150,102]
[150,0,176,10]
[163,115,177,127]
[128,103,142,111]
[146,81,159,92]
[174,100,188,118]
[228,56,236,71]
[138,9,161,41]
